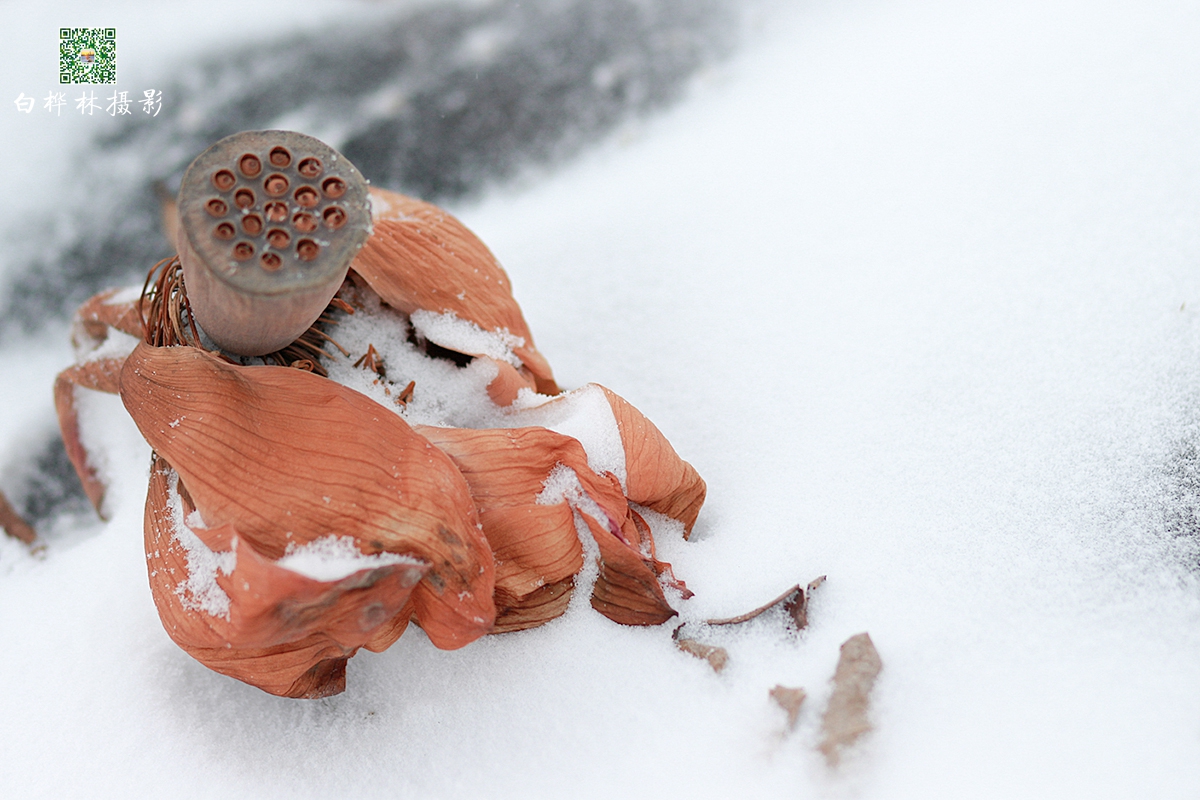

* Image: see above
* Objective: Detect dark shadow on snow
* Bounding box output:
[0,0,736,336]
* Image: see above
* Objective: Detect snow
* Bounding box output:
[409,309,526,366]
[277,536,423,583]
[168,472,235,619]
[3,0,1200,798]
[506,384,626,485]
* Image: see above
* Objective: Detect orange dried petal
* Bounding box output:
[419,424,681,628]
[351,188,558,395]
[54,357,126,517]
[582,513,677,626]
[417,425,625,629]
[72,287,143,348]
[146,458,411,697]
[599,386,707,537]
[479,356,539,406]
[121,342,494,651]
[0,489,36,545]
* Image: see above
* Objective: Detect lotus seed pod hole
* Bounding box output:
[267,228,290,248]
[323,206,346,229]
[297,239,319,261]
[212,169,235,191]
[298,157,322,178]
[238,154,261,177]
[264,201,287,222]
[295,186,319,208]
[264,174,289,196]
[322,177,346,198]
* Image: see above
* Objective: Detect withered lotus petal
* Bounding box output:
[419,424,681,628]
[481,504,582,599]
[418,425,627,628]
[582,513,677,626]
[72,287,144,348]
[599,386,707,537]
[351,188,558,395]
[214,526,428,651]
[189,638,353,699]
[54,358,127,518]
[122,342,495,650]
[146,459,360,697]
[481,357,539,407]
[362,599,416,652]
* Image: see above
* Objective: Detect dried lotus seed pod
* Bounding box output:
[176,130,371,355]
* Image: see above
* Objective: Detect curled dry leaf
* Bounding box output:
[672,624,728,672]
[352,188,558,397]
[120,342,496,661]
[0,488,36,545]
[770,685,807,732]
[819,632,882,766]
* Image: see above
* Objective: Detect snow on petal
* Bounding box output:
[351,187,558,394]
[120,342,495,657]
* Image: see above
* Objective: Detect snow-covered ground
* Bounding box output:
[3,0,1200,797]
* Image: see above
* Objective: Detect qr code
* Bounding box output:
[59,28,116,84]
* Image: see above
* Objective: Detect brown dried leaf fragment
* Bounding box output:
[706,575,826,631]
[672,625,728,672]
[791,575,826,630]
[351,188,558,395]
[0,488,36,545]
[120,342,495,653]
[770,685,806,732]
[819,632,883,766]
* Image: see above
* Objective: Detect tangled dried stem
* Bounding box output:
[137,256,350,378]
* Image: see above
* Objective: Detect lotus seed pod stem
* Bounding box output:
[176,130,372,355]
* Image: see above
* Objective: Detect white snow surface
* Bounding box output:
[409,308,526,367]
[3,1,1200,798]
[277,536,423,583]
[170,476,235,619]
